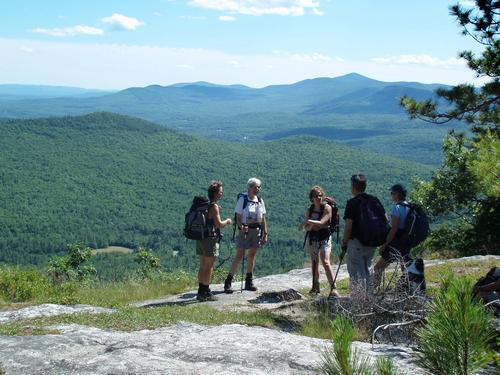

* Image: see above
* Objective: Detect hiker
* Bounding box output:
[374,184,412,286]
[299,186,337,296]
[473,267,500,305]
[341,174,387,295]
[224,178,268,293]
[196,181,232,301]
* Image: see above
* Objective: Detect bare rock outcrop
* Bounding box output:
[0,322,422,375]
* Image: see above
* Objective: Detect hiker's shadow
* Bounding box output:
[140,291,226,308]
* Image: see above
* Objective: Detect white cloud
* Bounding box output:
[31,25,104,37]
[152,12,163,16]
[458,1,476,7]
[312,8,324,16]
[189,0,322,16]
[219,15,237,21]
[290,52,332,62]
[20,46,34,53]
[371,54,465,67]
[176,64,195,69]
[102,13,144,30]
[273,50,337,62]
[179,15,208,20]
[0,37,482,90]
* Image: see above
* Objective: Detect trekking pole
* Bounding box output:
[302,231,309,250]
[214,235,232,271]
[332,248,346,287]
[241,249,246,293]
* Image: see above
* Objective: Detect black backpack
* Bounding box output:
[401,203,430,248]
[183,196,214,240]
[357,195,388,247]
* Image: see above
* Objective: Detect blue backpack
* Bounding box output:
[232,193,262,240]
[402,203,430,247]
[357,195,389,247]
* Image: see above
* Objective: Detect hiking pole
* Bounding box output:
[241,248,246,293]
[214,235,232,271]
[330,239,346,298]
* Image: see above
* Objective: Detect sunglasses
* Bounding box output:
[313,194,323,198]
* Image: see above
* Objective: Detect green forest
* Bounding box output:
[0,112,433,279]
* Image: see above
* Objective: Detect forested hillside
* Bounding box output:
[0,113,433,278]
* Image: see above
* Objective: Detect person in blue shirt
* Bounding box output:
[374,184,411,286]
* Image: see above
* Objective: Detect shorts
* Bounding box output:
[380,232,411,263]
[196,237,219,257]
[236,227,261,249]
[306,237,332,257]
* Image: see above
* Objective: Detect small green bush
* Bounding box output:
[320,316,371,375]
[0,266,51,302]
[417,276,495,375]
[47,243,96,284]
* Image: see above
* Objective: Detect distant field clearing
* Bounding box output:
[92,246,133,255]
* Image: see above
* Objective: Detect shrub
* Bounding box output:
[134,247,161,279]
[0,266,50,302]
[47,243,96,284]
[417,276,495,374]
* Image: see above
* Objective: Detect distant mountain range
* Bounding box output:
[0,73,459,166]
[0,84,114,100]
[0,73,445,118]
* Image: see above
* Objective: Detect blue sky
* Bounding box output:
[0,0,483,89]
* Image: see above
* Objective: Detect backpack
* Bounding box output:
[401,203,430,248]
[232,193,262,239]
[357,195,388,247]
[307,196,340,239]
[183,196,214,240]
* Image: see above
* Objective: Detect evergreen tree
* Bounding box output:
[401,0,500,254]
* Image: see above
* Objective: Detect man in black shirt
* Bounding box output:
[341,174,385,295]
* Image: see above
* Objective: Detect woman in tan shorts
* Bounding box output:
[196,181,232,301]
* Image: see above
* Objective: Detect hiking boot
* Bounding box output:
[224,274,234,294]
[244,273,258,291]
[196,291,218,302]
[309,281,320,295]
[329,283,340,298]
[196,285,218,301]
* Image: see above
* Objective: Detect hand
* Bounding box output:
[260,233,268,245]
[226,218,232,225]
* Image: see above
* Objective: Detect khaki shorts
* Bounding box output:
[306,237,332,257]
[196,237,219,257]
[236,227,261,249]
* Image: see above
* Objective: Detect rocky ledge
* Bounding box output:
[0,322,422,375]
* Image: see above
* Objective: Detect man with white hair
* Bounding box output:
[224,177,268,293]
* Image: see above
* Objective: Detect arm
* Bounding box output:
[210,204,231,228]
[235,213,244,230]
[341,219,353,251]
[307,204,332,227]
[475,280,500,293]
[299,208,313,231]
[379,216,399,251]
[260,214,268,245]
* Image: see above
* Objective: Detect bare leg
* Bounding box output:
[229,247,244,275]
[246,247,258,273]
[320,251,334,285]
[199,255,216,285]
